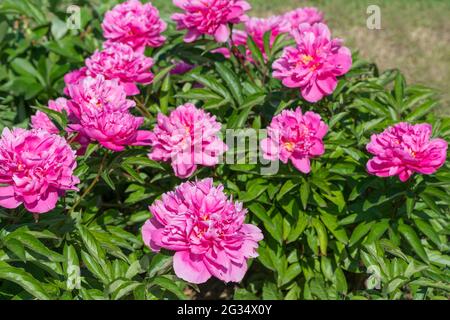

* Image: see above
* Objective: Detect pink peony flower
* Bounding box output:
[0,128,79,214]
[65,75,137,153]
[273,23,352,103]
[79,111,152,152]
[102,0,167,52]
[284,7,324,32]
[85,42,154,96]
[148,103,227,178]
[63,67,87,96]
[66,75,135,120]
[142,178,263,284]
[245,16,290,56]
[172,0,251,43]
[31,98,70,134]
[367,122,448,182]
[261,107,328,173]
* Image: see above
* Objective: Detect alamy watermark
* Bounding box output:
[365,265,382,290]
[366,5,382,30]
[165,126,285,175]
[66,5,81,30]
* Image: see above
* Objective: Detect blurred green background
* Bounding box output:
[153,0,450,115]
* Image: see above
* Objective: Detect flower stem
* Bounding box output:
[70,152,108,213]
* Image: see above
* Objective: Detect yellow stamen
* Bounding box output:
[301,55,314,64]
[284,141,295,152]
[309,63,320,72]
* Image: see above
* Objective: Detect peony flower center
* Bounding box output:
[301,54,314,64]
[284,141,295,152]
[407,147,417,158]
[296,54,321,72]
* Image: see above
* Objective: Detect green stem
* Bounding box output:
[70,153,108,214]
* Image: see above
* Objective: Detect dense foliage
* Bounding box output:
[0,0,449,300]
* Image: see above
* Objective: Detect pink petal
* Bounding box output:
[214,24,230,43]
[301,81,324,103]
[122,82,140,96]
[309,139,325,156]
[0,186,22,209]
[173,251,212,284]
[24,190,59,214]
[142,218,164,252]
[184,29,200,43]
[291,156,311,173]
[316,76,337,95]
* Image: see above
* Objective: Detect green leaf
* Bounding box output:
[0,21,8,43]
[413,219,442,248]
[121,163,145,184]
[276,180,298,201]
[406,196,415,215]
[151,276,186,300]
[419,193,441,215]
[100,171,115,191]
[312,218,328,256]
[4,238,26,262]
[0,261,51,300]
[152,65,175,85]
[299,182,310,210]
[321,256,334,281]
[234,288,259,300]
[334,267,348,294]
[280,263,302,286]
[247,35,265,67]
[385,277,407,294]
[111,280,142,300]
[11,58,41,84]
[215,62,243,105]
[286,211,309,243]
[77,225,106,263]
[269,33,287,56]
[398,224,429,263]
[189,73,232,101]
[319,211,349,244]
[394,72,406,105]
[80,250,109,284]
[262,282,282,300]
[349,221,375,246]
[363,191,406,211]
[63,244,80,291]
[263,31,271,59]
[248,204,282,244]
[365,219,390,243]
[8,231,64,262]
[405,100,437,122]
[122,156,165,170]
[239,183,268,203]
[354,98,389,117]
[175,88,222,101]
[148,253,173,278]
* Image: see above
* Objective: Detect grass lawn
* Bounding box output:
[153,0,450,115]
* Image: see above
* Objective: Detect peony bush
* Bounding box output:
[0,0,449,300]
